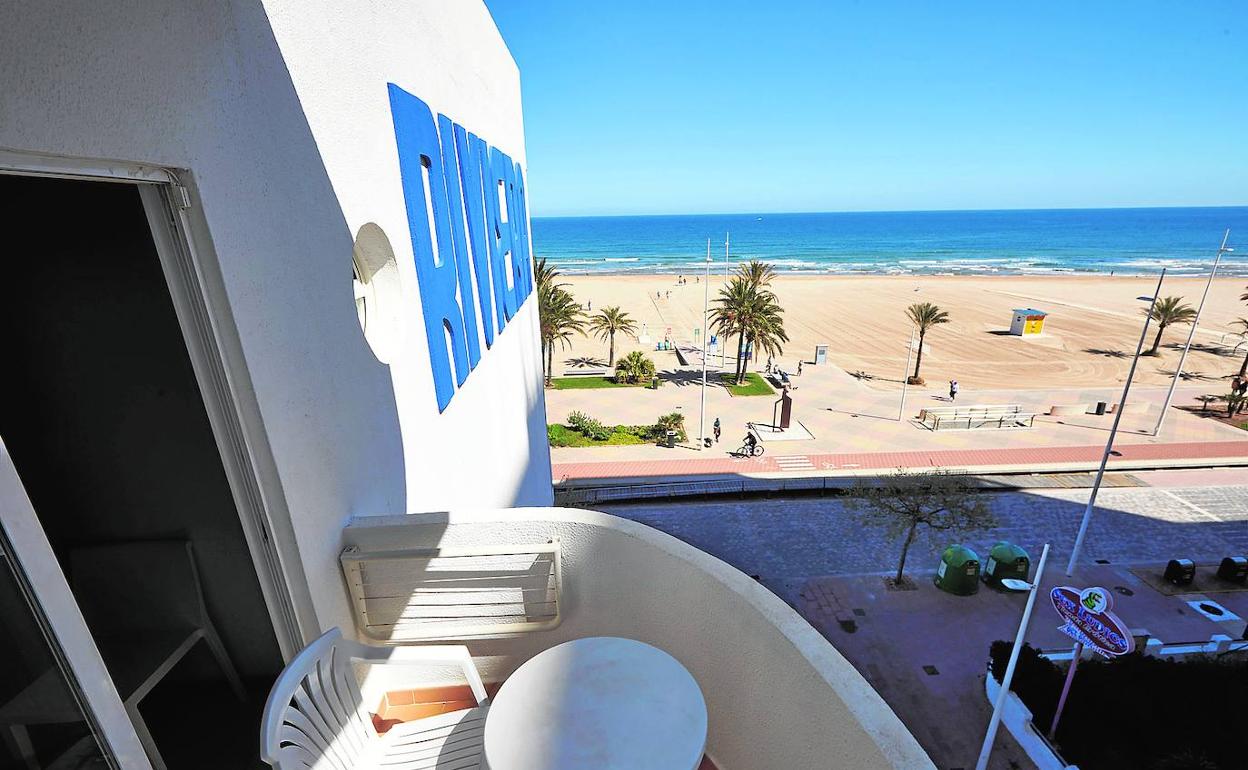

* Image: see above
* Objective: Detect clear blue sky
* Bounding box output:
[484,0,1247,218]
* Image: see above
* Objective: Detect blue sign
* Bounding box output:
[388,84,534,411]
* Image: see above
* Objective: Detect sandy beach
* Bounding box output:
[554,274,1248,391]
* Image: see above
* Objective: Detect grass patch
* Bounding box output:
[547,424,650,447]
[549,376,641,390]
[719,371,775,396]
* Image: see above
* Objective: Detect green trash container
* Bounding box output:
[935,544,981,595]
[983,542,1030,588]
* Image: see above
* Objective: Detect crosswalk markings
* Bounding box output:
[774,455,815,470]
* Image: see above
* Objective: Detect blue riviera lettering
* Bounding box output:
[388,83,534,411]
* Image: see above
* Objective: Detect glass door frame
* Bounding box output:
[0,439,152,768]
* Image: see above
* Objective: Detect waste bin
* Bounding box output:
[1164,558,1195,585]
[1095,401,1107,415]
[664,430,677,448]
[936,545,981,595]
[650,376,660,389]
[1217,556,1248,584]
[983,542,1030,588]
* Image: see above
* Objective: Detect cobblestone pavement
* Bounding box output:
[598,485,1248,583]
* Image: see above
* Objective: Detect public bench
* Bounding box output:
[918,404,1036,431]
[561,367,610,377]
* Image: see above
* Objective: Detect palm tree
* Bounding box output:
[614,350,656,384]
[1233,318,1248,378]
[535,257,562,294]
[588,306,636,366]
[710,270,788,384]
[743,292,788,383]
[906,302,950,384]
[1144,296,1196,356]
[711,277,753,383]
[538,282,584,384]
[737,259,777,291]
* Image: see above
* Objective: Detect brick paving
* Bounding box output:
[555,439,1248,483]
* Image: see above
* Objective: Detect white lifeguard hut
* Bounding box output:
[1009,308,1047,336]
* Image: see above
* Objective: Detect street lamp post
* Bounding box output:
[1066,270,1166,576]
[899,325,916,421]
[698,239,712,449]
[1152,230,1233,437]
[975,543,1051,770]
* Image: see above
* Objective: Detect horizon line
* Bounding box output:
[532,203,1248,220]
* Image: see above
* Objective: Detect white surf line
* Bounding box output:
[1156,488,1222,522]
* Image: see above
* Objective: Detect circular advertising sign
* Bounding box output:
[1049,585,1134,657]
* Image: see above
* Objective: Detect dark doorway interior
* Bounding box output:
[0,175,280,768]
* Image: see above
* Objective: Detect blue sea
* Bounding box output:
[531,207,1248,276]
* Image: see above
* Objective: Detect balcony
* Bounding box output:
[339,507,933,769]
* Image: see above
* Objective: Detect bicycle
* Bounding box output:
[734,441,764,457]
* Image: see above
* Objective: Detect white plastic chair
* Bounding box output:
[260,628,488,770]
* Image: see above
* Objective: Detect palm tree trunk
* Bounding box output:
[608,331,615,366]
[735,329,747,383]
[1148,324,1165,356]
[546,343,553,385]
[1238,349,1248,379]
[912,330,926,381]
[541,339,548,383]
[895,521,919,583]
[739,337,752,385]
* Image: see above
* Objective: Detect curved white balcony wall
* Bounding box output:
[344,508,934,769]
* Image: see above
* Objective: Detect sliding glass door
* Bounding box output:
[0,441,150,769]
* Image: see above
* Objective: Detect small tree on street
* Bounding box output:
[846,469,995,586]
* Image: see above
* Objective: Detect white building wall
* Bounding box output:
[0,0,550,635]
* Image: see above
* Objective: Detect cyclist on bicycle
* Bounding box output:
[742,432,757,454]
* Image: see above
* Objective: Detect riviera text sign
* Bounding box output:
[1049,586,1134,657]
[389,84,534,411]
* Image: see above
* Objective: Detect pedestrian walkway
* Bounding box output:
[553,439,1248,483]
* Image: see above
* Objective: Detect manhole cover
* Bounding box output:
[837,619,858,634]
[922,665,940,676]
[1113,586,1134,596]
[853,608,866,617]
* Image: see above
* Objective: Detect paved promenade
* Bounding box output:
[554,438,1248,483]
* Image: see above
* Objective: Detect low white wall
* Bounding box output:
[344,507,933,770]
[984,676,1078,770]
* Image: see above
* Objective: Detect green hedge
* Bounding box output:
[989,640,1247,769]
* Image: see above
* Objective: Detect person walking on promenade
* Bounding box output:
[798,361,803,376]
[713,417,721,443]
[949,380,959,401]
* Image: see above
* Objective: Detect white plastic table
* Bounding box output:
[484,637,707,770]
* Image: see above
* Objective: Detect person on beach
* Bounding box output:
[798,361,803,376]
[713,417,721,443]
[949,380,959,401]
